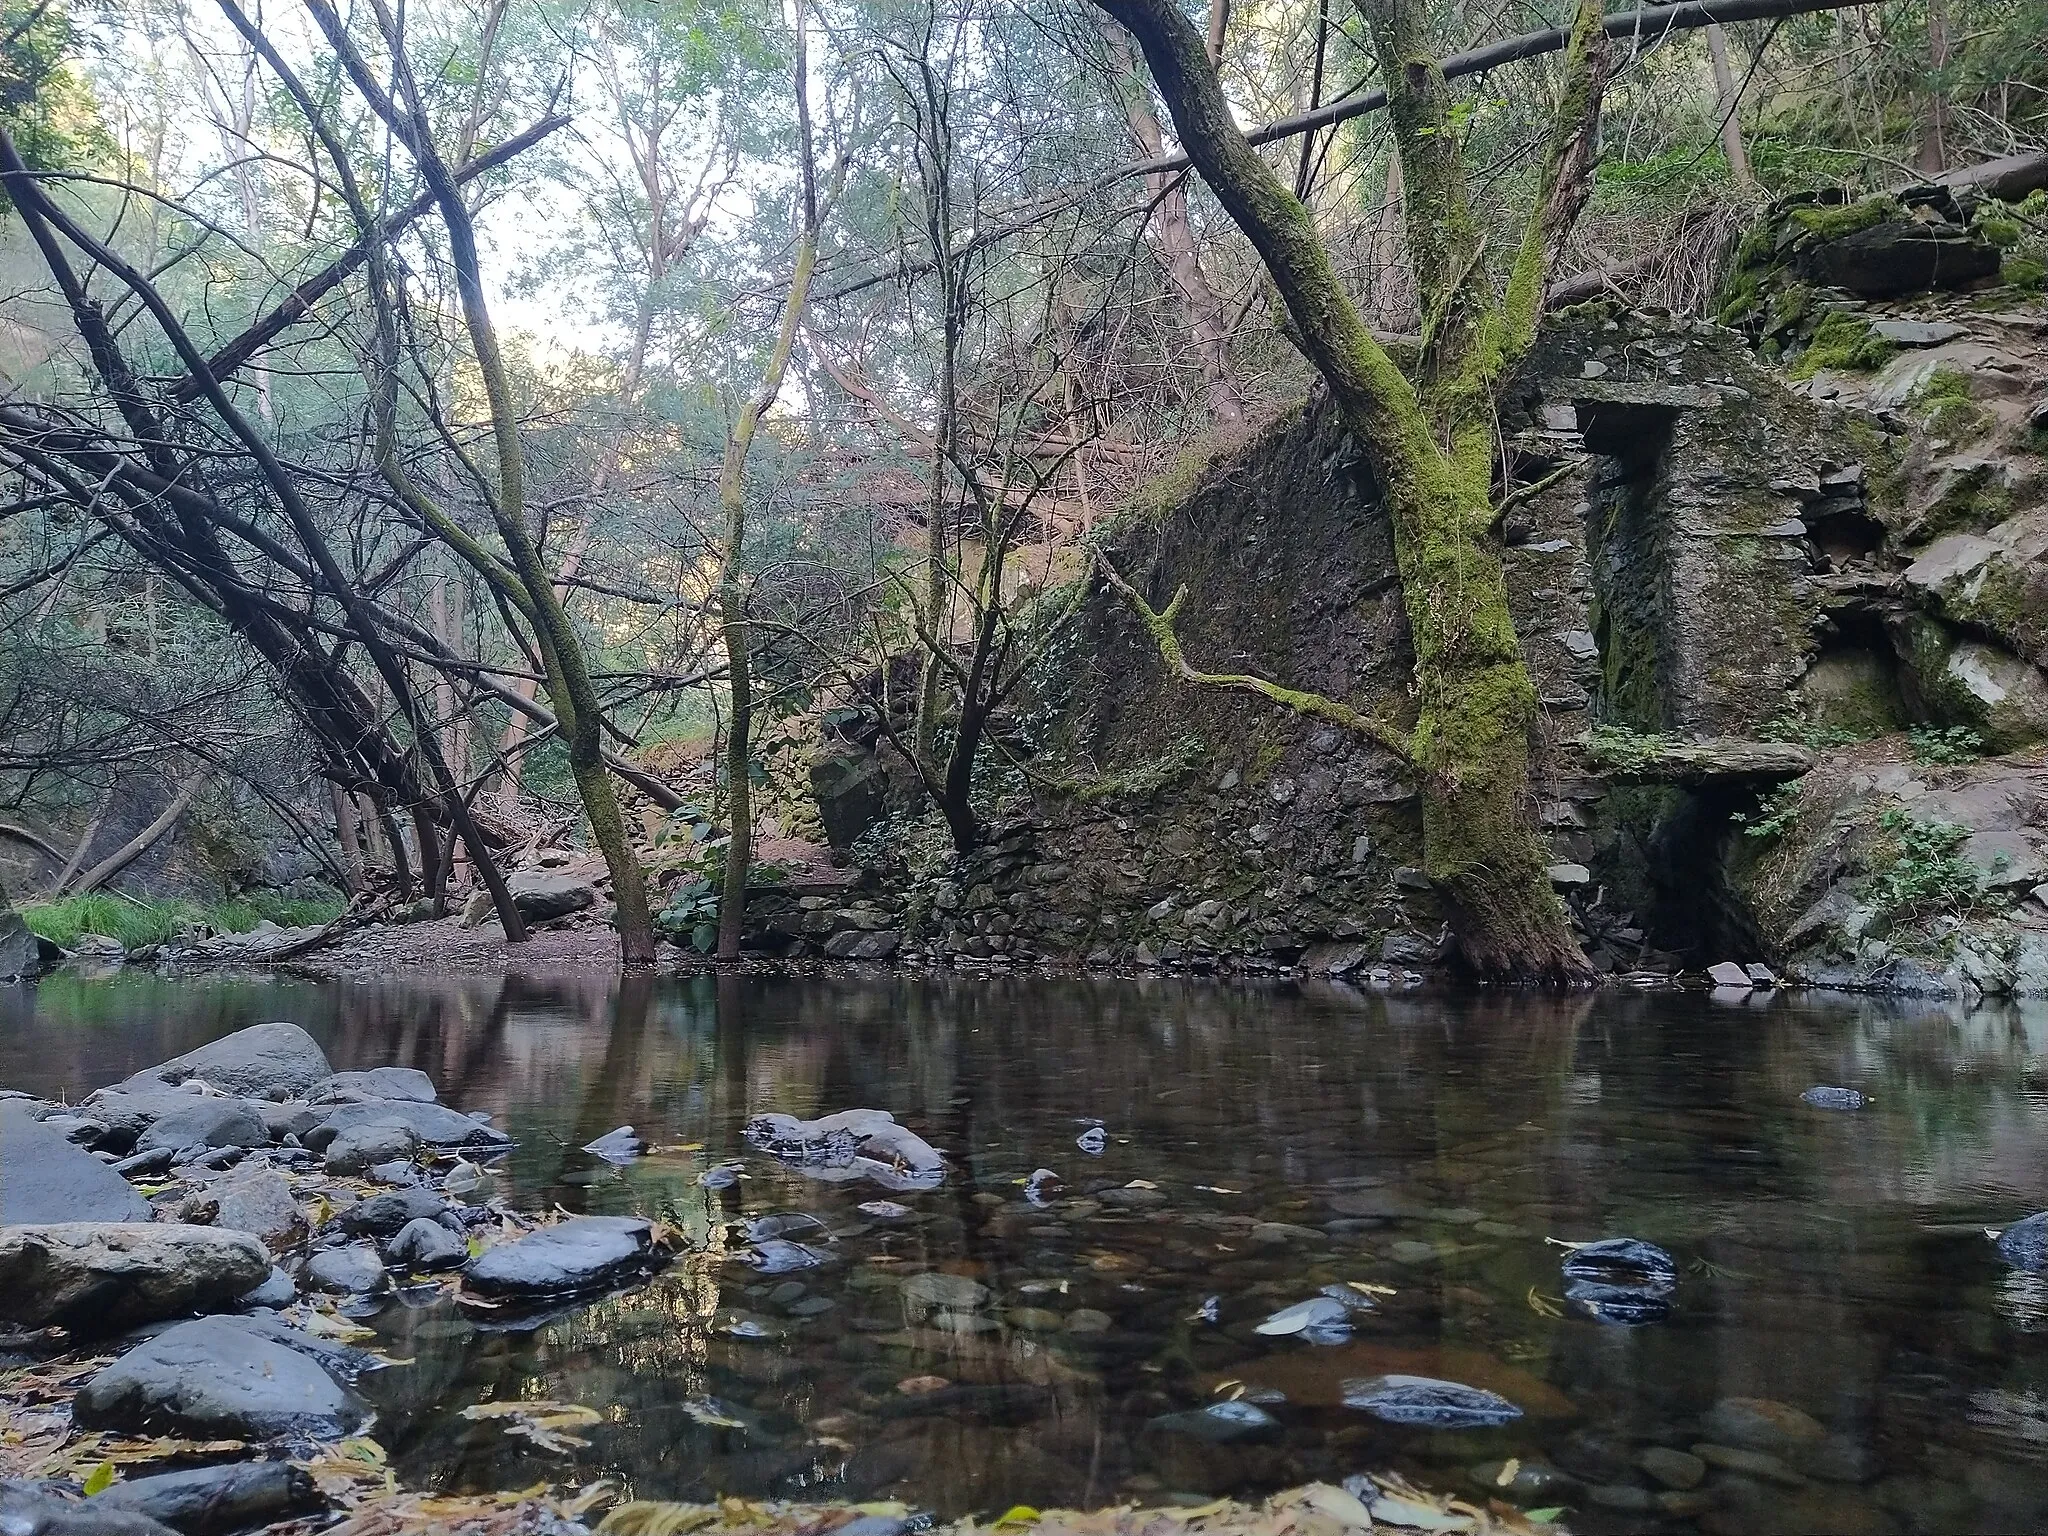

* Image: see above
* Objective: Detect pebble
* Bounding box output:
[1065,1308,1113,1333]
[1692,1442,1808,1486]
[1638,1446,1707,1489]
[1588,1484,1657,1513]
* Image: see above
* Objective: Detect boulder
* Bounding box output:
[311,1068,437,1104]
[105,1022,332,1101]
[1799,214,2002,298]
[134,1100,269,1158]
[0,1224,270,1334]
[506,870,597,920]
[1707,961,1754,989]
[73,1316,371,1439]
[89,1461,323,1536]
[0,911,47,980]
[210,1170,309,1252]
[323,1121,420,1175]
[385,1217,468,1272]
[334,1185,447,1238]
[0,1103,152,1224]
[302,1099,509,1153]
[464,1216,657,1299]
[0,1483,178,1536]
[304,1243,389,1296]
[237,1265,297,1309]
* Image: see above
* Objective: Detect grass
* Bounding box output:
[18,891,345,950]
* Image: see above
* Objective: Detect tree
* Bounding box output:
[1090,0,1614,982]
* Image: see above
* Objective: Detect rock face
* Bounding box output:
[0,1103,152,1224]
[464,1216,657,1299]
[106,1021,332,1100]
[0,1224,270,1334]
[506,870,597,920]
[74,1316,371,1439]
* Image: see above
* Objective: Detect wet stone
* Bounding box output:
[336,1184,447,1238]
[1638,1446,1707,1489]
[464,1216,657,1298]
[1996,1211,2048,1271]
[386,1217,468,1272]
[1342,1375,1524,1429]
[1699,1396,1827,1455]
[305,1242,390,1296]
[1692,1442,1808,1485]
[901,1271,989,1311]
[1065,1308,1113,1333]
[238,1265,297,1310]
[211,1168,309,1252]
[0,1103,152,1224]
[74,1315,370,1439]
[1588,1484,1657,1513]
[1566,1279,1672,1326]
[1801,1085,1867,1110]
[0,1223,271,1335]
[1560,1237,1677,1292]
[135,1100,268,1157]
[1148,1400,1280,1444]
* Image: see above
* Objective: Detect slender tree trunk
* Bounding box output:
[331,782,367,895]
[1917,0,1951,173]
[1705,24,1754,187]
[715,0,822,961]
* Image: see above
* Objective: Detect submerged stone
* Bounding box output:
[1148,1399,1280,1443]
[1566,1280,1672,1326]
[464,1216,657,1298]
[1559,1237,1677,1293]
[1996,1211,2048,1271]
[750,1239,824,1275]
[1801,1085,1867,1110]
[1341,1374,1525,1428]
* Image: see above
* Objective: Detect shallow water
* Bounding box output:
[9,972,2048,1533]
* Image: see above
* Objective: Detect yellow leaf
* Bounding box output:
[82,1461,116,1496]
[996,1505,1042,1527]
[1495,1457,1521,1488]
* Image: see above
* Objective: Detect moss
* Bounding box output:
[1787,195,1901,242]
[1974,215,2023,249]
[1068,734,1208,802]
[1910,365,1988,442]
[2006,256,2047,291]
[1791,311,1899,378]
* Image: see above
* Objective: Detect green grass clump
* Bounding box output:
[20,891,344,951]
[1910,366,1987,440]
[1792,312,1899,378]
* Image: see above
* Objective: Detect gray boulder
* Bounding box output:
[134,1100,268,1158]
[73,1316,370,1439]
[104,1022,332,1101]
[0,911,47,980]
[210,1170,309,1253]
[386,1217,468,1272]
[335,1185,447,1238]
[304,1243,389,1297]
[464,1216,657,1298]
[323,1120,420,1175]
[302,1100,509,1153]
[90,1461,323,1535]
[507,870,598,920]
[0,1103,151,1224]
[312,1068,437,1105]
[0,1483,178,1536]
[0,1224,270,1335]
[237,1265,297,1309]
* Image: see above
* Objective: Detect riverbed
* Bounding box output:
[6,972,2048,1534]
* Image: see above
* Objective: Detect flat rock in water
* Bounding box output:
[1560,1237,1677,1293]
[304,1243,389,1296]
[0,1103,151,1223]
[1706,961,1754,989]
[0,1223,270,1335]
[107,1022,332,1101]
[304,1100,508,1153]
[336,1185,447,1237]
[901,1271,989,1311]
[751,1239,824,1275]
[0,1482,178,1536]
[1801,1085,1866,1110]
[1342,1373,1525,1428]
[1698,1396,1827,1454]
[582,1125,647,1163]
[1210,1343,1577,1420]
[91,1461,323,1535]
[1565,1280,1671,1326]
[1147,1400,1280,1443]
[209,1169,308,1252]
[312,1068,437,1104]
[464,1216,656,1298]
[1997,1211,2048,1270]
[74,1316,371,1439]
[386,1217,468,1271]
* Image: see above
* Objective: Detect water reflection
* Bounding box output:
[9,975,2048,1529]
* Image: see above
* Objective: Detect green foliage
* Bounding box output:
[1763,711,1866,751]
[1580,725,1676,772]
[0,0,111,197]
[20,891,344,950]
[1791,312,1899,379]
[1909,366,1988,440]
[1866,809,1995,925]
[1787,195,1901,241]
[1734,782,1803,842]
[1069,734,1206,802]
[1908,724,1984,765]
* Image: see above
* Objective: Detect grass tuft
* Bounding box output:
[19,891,344,951]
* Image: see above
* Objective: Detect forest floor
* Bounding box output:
[287,915,625,979]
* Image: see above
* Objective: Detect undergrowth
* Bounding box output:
[20,891,345,950]
[1866,809,1997,926]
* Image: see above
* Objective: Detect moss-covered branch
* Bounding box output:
[1097,555,1414,763]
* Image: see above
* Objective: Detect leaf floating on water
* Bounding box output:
[461,1399,602,1455]
[1076,1126,1107,1156]
[679,1398,750,1429]
[1254,1296,1352,1340]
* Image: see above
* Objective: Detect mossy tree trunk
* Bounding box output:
[1091,0,1611,982]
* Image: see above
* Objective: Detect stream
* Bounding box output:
[6,971,2048,1534]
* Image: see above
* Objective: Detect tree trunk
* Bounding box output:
[1917,0,1951,173]
[1704,24,1754,187]
[1091,0,1598,982]
[331,782,367,895]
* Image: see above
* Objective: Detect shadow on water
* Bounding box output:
[9,973,2048,1529]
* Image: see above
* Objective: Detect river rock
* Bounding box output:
[1691,1441,1808,1485]
[1699,1396,1827,1455]
[1638,1446,1707,1489]
[0,1223,270,1334]
[302,1100,509,1153]
[507,870,597,919]
[1707,961,1754,988]
[1801,1086,1866,1110]
[901,1271,989,1312]
[1147,1400,1280,1444]
[304,1243,389,1296]
[107,1022,332,1101]
[0,1103,151,1223]
[237,1265,297,1309]
[0,1482,177,1536]
[312,1068,437,1104]
[1995,1211,2048,1270]
[386,1217,468,1271]
[335,1185,447,1237]
[90,1461,323,1535]
[133,1100,269,1158]
[0,911,49,980]
[1341,1374,1524,1428]
[464,1216,657,1298]
[209,1170,308,1253]
[323,1120,420,1175]
[73,1315,370,1439]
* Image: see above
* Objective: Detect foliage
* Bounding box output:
[20,891,344,950]
[1790,312,1898,379]
[1908,725,1985,765]
[1908,367,1987,441]
[1865,809,1996,926]
[1734,782,1803,842]
[1762,711,1866,751]
[1580,725,1676,773]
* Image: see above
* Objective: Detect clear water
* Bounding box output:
[8,972,2048,1534]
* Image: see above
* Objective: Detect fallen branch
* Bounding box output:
[1096,554,1412,762]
